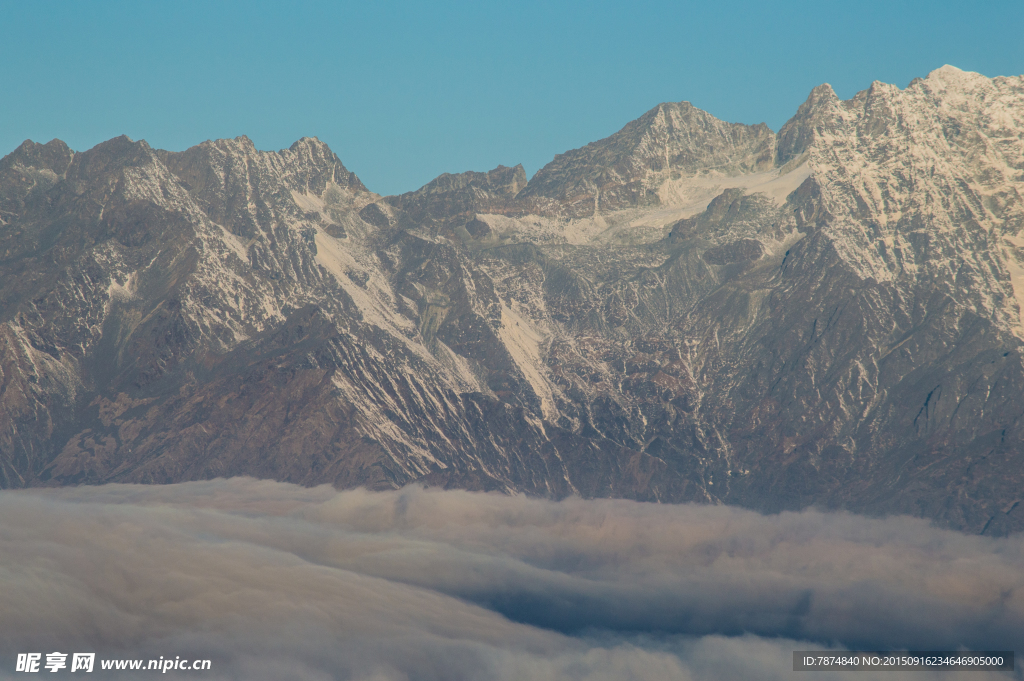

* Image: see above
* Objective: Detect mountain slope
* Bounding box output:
[2,65,1023,534]
[518,101,776,217]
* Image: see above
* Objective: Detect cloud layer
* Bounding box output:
[1,479,1021,680]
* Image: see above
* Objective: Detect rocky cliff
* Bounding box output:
[2,65,1023,534]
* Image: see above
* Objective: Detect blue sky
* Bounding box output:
[2,0,1022,195]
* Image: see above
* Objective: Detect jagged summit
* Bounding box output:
[0,139,74,222]
[926,63,982,84]
[774,83,839,167]
[517,100,776,217]
[1,138,73,170]
[402,163,527,198]
[378,163,529,232]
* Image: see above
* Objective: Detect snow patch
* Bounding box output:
[313,229,435,367]
[762,228,806,258]
[106,273,136,303]
[291,190,326,213]
[498,303,556,420]
[216,224,251,262]
[1002,236,1024,340]
[656,162,812,216]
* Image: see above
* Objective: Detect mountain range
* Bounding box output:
[2,65,1023,534]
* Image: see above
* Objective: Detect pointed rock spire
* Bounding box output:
[775,83,840,166]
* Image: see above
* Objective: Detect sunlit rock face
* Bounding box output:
[2,65,1023,534]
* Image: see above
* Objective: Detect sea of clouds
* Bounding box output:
[1,479,1021,680]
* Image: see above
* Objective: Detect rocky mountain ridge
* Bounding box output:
[2,65,1023,534]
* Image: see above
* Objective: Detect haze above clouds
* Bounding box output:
[1,480,1021,680]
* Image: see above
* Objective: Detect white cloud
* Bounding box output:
[0,480,1019,680]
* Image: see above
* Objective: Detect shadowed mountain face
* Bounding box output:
[2,65,1023,534]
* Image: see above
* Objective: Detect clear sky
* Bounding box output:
[2,0,1022,196]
